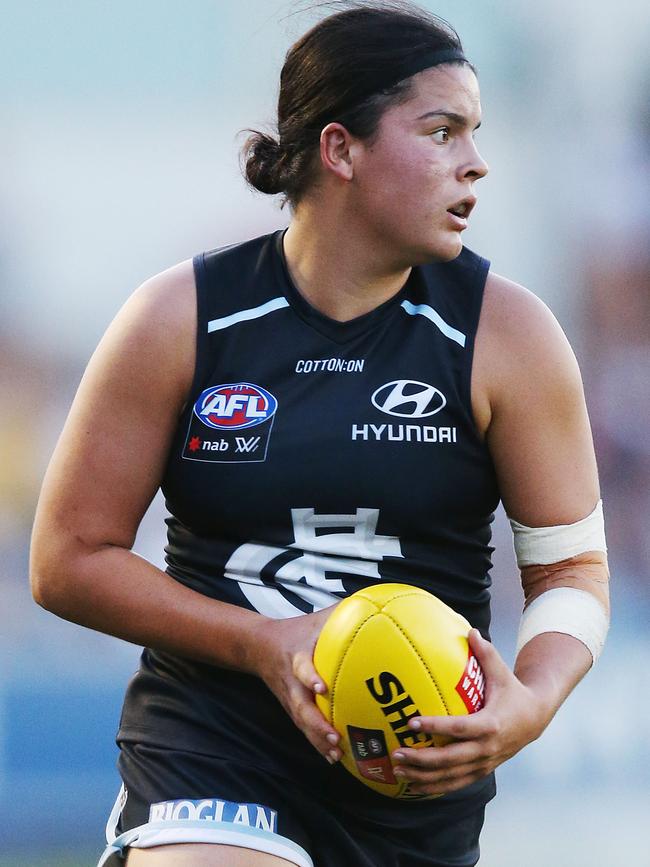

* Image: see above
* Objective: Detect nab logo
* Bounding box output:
[371,380,446,419]
[194,383,278,431]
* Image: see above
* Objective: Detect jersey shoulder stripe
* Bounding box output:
[400,299,466,347]
[207,297,290,333]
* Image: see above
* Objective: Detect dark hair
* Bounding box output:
[242,2,468,208]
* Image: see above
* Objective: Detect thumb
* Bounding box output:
[293,649,327,695]
[468,628,510,685]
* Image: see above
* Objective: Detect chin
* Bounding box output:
[415,233,463,264]
[387,226,463,267]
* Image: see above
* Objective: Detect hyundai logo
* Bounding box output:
[371,380,446,418]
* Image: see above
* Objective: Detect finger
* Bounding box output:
[408,710,498,740]
[468,628,510,687]
[393,740,482,770]
[394,758,485,786]
[289,682,341,760]
[293,649,327,695]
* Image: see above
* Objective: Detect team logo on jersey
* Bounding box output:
[183,382,278,463]
[224,507,404,618]
[371,380,446,418]
[193,383,277,430]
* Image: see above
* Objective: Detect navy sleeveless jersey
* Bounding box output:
[117,229,500,811]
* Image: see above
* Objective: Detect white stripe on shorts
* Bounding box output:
[97,818,314,867]
[105,783,127,845]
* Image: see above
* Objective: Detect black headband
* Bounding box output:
[345,47,468,112]
[382,48,468,89]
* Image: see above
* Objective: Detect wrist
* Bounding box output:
[241,615,279,680]
[517,682,556,740]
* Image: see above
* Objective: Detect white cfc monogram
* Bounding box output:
[224,508,404,617]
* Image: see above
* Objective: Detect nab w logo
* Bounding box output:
[194,383,278,431]
[235,436,261,453]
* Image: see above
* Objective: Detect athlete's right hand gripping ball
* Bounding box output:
[313,583,485,799]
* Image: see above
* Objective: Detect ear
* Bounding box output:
[319,122,356,182]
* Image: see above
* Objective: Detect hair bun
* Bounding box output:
[243,131,287,195]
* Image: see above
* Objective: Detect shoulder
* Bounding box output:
[86,258,197,411]
[473,271,584,428]
[126,257,196,331]
[109,258,196,356]
[482,270,563,338]
[480,271,580,381]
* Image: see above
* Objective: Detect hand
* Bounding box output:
[391,629,546,796]
[253,606,342,765]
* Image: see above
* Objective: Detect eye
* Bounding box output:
[431,127,449,144]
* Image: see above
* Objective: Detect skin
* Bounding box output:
[126,846,290,865]
[30,63,604,862]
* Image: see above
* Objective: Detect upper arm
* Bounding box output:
[31,259,196,591]
[473,272,600,526]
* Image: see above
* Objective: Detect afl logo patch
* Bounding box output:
[194,383,278,431]
[371,380,446,418]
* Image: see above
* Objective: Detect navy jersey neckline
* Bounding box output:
[273,229,413,345]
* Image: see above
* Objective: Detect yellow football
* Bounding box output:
[314,583,485,800]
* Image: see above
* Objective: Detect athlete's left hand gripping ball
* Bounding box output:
[313,584,485,799]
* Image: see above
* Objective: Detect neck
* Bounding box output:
[282,201,412,323]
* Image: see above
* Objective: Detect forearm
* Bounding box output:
[31,543,266,675]
[513,631,593,732]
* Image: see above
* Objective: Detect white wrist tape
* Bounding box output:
[516,586,609,664]
[510,500,606,567]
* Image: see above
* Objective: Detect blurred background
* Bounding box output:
[1,1,649,864]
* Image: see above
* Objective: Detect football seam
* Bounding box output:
[328,611,378,722]
[383,613,452,716]
[354,589,426,610]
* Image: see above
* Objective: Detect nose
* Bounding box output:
[459,138,489,181]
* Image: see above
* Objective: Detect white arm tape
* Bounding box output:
[516,586,609,664]
[510,500,607,567]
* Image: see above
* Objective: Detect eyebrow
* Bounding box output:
[416,110,482,130]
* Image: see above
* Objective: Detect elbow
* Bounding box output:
[29,538,80,617]
[30,558,68,614]
[30,535,120,622]
[30,511,67,612]
[30,567,47,608]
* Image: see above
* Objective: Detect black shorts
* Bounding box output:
[98,741,492,867]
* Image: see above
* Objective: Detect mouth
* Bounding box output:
[446,196,477,228]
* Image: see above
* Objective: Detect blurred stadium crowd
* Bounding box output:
[1,2,648,864]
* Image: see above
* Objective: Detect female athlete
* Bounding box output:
[30,3,609,866]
